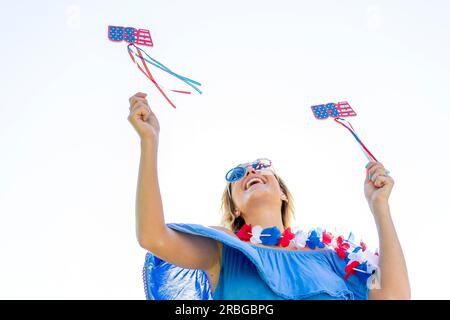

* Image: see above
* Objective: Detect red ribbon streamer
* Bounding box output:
[334,117,378,162]
[127,43,191,109]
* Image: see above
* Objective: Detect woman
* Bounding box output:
[128,92,411,300]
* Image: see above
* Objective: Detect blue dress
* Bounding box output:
[143,223,370,300]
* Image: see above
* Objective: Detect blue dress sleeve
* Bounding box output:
[142,251,212,300]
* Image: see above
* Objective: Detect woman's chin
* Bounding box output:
[245,186,272,199]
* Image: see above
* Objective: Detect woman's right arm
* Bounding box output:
[128,92,220,271]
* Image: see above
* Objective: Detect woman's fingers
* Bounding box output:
[365,161,378,181]
[129,92,149,109]
[129,96,149,110]
[372,174,388,188]
[365,161,391,183]
[130,102,149,117]
[128,95,151,120]
[369,164,385,177]
[129,92,147,102]
[371,167,387,182]
[368,163,386,179]
[129,93,154,123]
[373,174,395,188]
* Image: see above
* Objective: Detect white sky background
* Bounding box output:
[0,0,449,299]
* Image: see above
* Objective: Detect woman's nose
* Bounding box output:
[246,168,256,176]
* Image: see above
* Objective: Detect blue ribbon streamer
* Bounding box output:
[128,44,202,94]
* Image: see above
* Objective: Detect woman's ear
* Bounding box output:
[234,209,241,218]
[281,193,288,202]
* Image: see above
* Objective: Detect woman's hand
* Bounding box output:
[364,161,394,212]
[128,92,160,143]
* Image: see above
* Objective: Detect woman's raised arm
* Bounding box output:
[128,92,220,271]
[364,161,411,300]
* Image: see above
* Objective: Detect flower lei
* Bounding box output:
[236,224,380,288]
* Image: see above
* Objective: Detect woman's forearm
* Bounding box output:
[135,139,167,247]
[371,202,411,299]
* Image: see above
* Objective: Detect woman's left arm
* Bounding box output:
[364,162,411,300]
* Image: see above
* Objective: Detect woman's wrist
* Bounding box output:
[141,137,159,149]
[369,200,391,219]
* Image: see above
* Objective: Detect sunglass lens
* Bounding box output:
[253,158,271,170]
[225,166,246,182]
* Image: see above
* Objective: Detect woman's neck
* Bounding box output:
[242,206,284,231]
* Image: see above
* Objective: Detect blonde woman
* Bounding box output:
[128,92,410,300]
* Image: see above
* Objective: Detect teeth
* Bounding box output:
[246,178,264,190]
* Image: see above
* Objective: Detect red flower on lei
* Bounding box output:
[335,235,350,259]
[236,224,252,241]
[344,260,361,280]
[322,231,334,245]
[279,227,295,247]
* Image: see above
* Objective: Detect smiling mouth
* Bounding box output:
[245,177,265,190]
[248,182,263,190]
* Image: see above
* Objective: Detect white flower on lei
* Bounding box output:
[249,225,263,244]
[294,230,309,248]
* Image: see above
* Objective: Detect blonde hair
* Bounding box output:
[220,170,295,233]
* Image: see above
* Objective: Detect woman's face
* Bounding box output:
[230,166,283,214]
